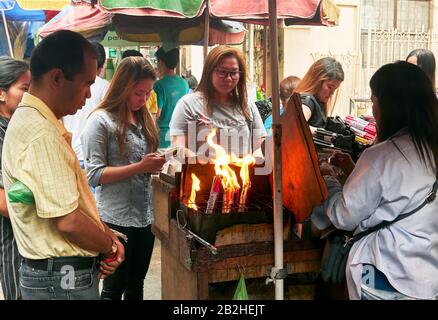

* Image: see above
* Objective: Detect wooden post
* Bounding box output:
[203,0,210,62]
[249,24,255,82]
[1,10,14,58]
[263,25,269,95]
[268,0,284,300]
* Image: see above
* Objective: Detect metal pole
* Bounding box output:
[1,10,14,58]
[203,0,210,62]
[268,0,284,300]
[248,24,255,82]
[263,25,268,93]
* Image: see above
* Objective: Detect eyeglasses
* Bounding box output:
[215,68,242,80]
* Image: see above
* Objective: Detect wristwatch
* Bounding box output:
[106,239,117,258]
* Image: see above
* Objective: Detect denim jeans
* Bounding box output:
[19,259,100,300]
[361,264,416,300]
[361,284,416,300]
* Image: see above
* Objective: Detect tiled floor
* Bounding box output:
[0,240,163,300]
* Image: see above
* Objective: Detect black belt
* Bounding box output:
[24,256,98,272]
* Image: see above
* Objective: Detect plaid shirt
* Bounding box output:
[2,93,104,259]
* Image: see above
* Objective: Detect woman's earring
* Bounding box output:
[0,90,6,102]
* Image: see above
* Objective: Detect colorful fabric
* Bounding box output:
[99,0,204,18]
[146,89,158,114]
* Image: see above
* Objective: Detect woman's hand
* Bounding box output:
[329,151,355,177]
[138,153,166,174]
[320,161,337,177]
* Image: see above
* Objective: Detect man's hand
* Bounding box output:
[98,238,125,279]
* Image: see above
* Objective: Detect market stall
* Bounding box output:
[151,93,328,299]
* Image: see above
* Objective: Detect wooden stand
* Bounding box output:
[152,176,323,300]
[153,219,322,300]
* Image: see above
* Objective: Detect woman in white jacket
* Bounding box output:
[313,61,438,300]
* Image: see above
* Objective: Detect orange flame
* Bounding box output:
[234,154,256,188]
[189,173,201,210]
[206,129,241,192]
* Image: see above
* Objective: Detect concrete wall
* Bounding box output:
[282,0,361,117]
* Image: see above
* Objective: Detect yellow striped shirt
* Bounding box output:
[2,93,104,259]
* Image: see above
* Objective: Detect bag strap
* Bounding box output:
[246,104,254,154]
[350,175,438,244]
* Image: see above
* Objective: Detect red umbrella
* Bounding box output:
[210,0,337,25]
[38,4,112,41]
[38,1,245,46]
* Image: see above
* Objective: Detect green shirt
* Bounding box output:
[154,75,189,148]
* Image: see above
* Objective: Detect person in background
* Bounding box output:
[63,42,110,167]
[185,74,198,93]
[170,45,266,159]
[294,57,344,133]
[154,47,189,148]
[122,49,159,120]
[121,49,143,59]
[263,75,301,135]
[82,57,165,300]
[406,48,436,89]
[2,30,124,300]
[0,56,30,300]
[312,61,438,300]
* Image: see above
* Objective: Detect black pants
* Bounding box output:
[0,216,21,300]
[101,223,155,300]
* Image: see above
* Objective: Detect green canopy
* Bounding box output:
[99,0,203,18]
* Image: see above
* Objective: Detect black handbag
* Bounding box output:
[320,176,438,284]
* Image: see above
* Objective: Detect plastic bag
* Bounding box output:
[233,273,249,300]
[7,181,35,205]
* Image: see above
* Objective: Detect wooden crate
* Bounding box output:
[153,219,322,300]
[152,176,179,240]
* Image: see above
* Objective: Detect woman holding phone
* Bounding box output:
[81,57,165,300]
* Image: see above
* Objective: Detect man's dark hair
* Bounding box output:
[122,49,143,59]
[92,42,106,69]
[30,30,96,82]
[0,56,29,90]
[155,47,179,69]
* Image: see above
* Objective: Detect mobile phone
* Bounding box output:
[154,147,179,158]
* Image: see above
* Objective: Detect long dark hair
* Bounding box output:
[406,49,436,88]
[0,56,29,90]
[370,61,438,171]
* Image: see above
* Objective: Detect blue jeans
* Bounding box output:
[19,259,100,300]
[361,264,415,300]
[361,285,416,300]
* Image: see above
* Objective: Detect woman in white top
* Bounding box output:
[312,61,438,300]
[169,46,266,161]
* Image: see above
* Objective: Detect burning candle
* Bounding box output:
[206,175,223,214]
[188,173,201,211]
[222,187,240,214]
[238,185,250,212]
